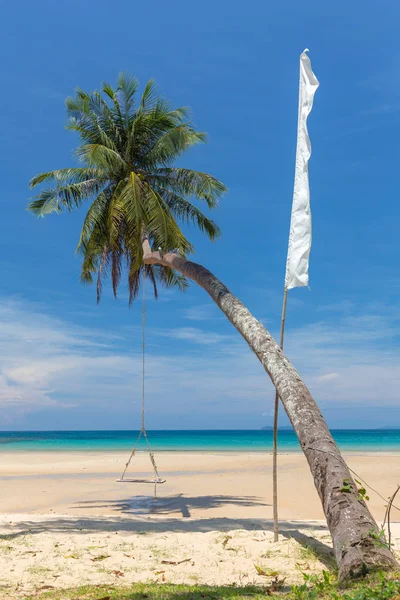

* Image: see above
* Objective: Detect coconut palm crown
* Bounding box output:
[28,73,226,302]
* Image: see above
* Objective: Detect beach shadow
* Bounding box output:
[0,515,329,538]
[1,512,335,569]
[71,494,268,518]
[282,529,335,570]
[0,491,335,571]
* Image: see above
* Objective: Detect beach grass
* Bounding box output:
[21,571,400,600]
[21,584,271,600]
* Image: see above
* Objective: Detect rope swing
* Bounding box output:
[116,275,166,498]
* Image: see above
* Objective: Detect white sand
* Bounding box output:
[0,451,399,598]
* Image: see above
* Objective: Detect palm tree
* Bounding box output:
[28,74,397,580]
[29,74,225,302]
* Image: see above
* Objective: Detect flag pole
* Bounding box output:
[271,49,319,543]
[272,286,288,542]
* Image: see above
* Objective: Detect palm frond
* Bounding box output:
[74,144,127,171]
[66,91,124,151]
[156,265,189,291]
[28,189,63,216]
[145,264,158,298]
[151,168,226,208]
[96,248,110,303]
[28,72,226,302]
[77,188,113,252]
[111,250,123,298]
[162,191,221,241]
[142,181,193,254]
[30,168,106,189]
[102,82,125,136]
[127,107,187,164]
[144,125,206,168]
[139,79,158,111]
[117,72,139,123]
[28,179,105,216]
[106,176,141,252]
[128,266,141,303]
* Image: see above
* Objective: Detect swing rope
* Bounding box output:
[117,275,165,496]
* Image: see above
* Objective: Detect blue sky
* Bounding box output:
[1,0,399,430]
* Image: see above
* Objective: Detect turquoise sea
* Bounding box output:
[0,430,400,452]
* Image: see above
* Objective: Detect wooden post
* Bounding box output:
[273,287,288,542]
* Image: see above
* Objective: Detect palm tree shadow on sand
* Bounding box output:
[1,492,334,569]
[72,493,268,518]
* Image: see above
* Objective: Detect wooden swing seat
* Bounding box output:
[116,478,166,484]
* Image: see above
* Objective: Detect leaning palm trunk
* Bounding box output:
[143,241,397,581]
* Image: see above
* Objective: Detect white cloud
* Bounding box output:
[159,326,232,346]
[285,311,400,406]
[0,296,399,428]
[0,298,272,427]
[317,373,339,382]
[182,304,221,321]
[317,299,356,313]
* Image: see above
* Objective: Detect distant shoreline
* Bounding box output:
[2,427,400,432]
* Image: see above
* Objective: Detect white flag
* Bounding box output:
[285,49,319,290]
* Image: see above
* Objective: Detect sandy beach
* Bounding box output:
[0,450,399,597]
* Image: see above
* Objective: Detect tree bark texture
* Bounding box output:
[143,243,398,580]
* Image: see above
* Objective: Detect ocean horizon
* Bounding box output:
[1,429,400,452]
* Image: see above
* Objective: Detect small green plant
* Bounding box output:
[254,564,279,577]
[355,479,370,502]
[64,551,83,559]
[291,571,334,599]
[341,479,370,502]
[367,528,390,550]
[291,581,318,599]
[304,570,333,593]
[341,572,400,599]
[291,570,400,600]
[340,478,352,493]
[90,553,110,562]
[26,566,52,576]
[298,545,320,562]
